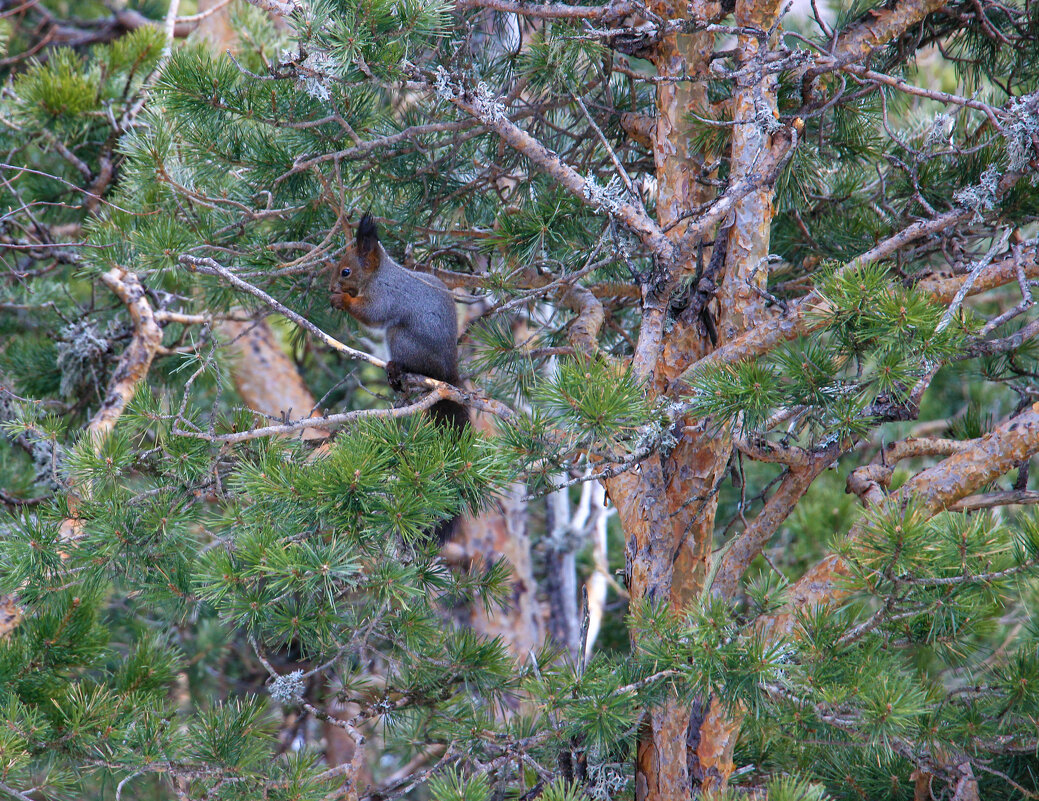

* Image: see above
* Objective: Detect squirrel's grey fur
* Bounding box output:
[329,215,470,540]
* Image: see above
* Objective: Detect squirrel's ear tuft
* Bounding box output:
[357,212,379,254]
[355,212,380,271]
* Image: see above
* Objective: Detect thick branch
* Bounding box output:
[759,402,1039,641]
[733,432,813,466]
[846,437,967,506]
[89,269,164,443]
[950,490,1039,512]
[824,0,950,67]
[671,119,801,269]
[559,284,605,353]
[915,255,1039,302]
[713,443,839,598]
[687,230,1036,381]
[57,268,163,545]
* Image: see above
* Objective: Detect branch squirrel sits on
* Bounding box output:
[329,213,469,541]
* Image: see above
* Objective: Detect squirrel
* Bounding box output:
[329,213,470,540]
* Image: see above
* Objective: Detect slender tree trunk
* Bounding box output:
[545,486,582,660]
[456,415,543,662]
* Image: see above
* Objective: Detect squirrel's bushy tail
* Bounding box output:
[432,516,459,545]
[429,399,469,435]
[429,399,469,544]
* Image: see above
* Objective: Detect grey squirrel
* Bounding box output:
[329,213,469,540]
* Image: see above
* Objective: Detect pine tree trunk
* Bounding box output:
[612,0,961,796]
[607,1,731,796]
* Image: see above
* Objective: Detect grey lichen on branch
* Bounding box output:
[172,391,449,444]
[416,62,802,386]
[51,267,164,548]
[238,0,300,15]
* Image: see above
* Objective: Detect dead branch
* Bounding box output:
[89,269,164,443]
[425,71,674,261]
[56,268,164,544]
[171,390,448,444]
[456,0,634,18]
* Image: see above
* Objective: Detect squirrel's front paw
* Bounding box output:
[385,361,406,392]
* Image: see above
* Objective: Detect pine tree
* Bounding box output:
[3,0,1039,799]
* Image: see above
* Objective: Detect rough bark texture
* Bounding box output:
[619,1,722,796]
[686,204,1013,378]
[826,0,950,65]
[696,404,1039,795]
[618,0,960,796]
[88,0,1018,796]
[715,0,783,343]
[712,445,839,598]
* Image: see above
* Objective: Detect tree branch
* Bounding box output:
[456,0,634,19]
[758,402,1039,641]
[687,210,1036,382]
[712,443,839,598]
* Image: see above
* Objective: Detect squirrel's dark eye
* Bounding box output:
[340,268,351,278]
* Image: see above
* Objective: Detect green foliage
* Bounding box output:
[3,0,1039,798]
[519,26,607,94]
[11,28,163,139]
[486,189,597,266]
[430,769,492,801]
[535,355,650,443]
[688,264,967,442]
